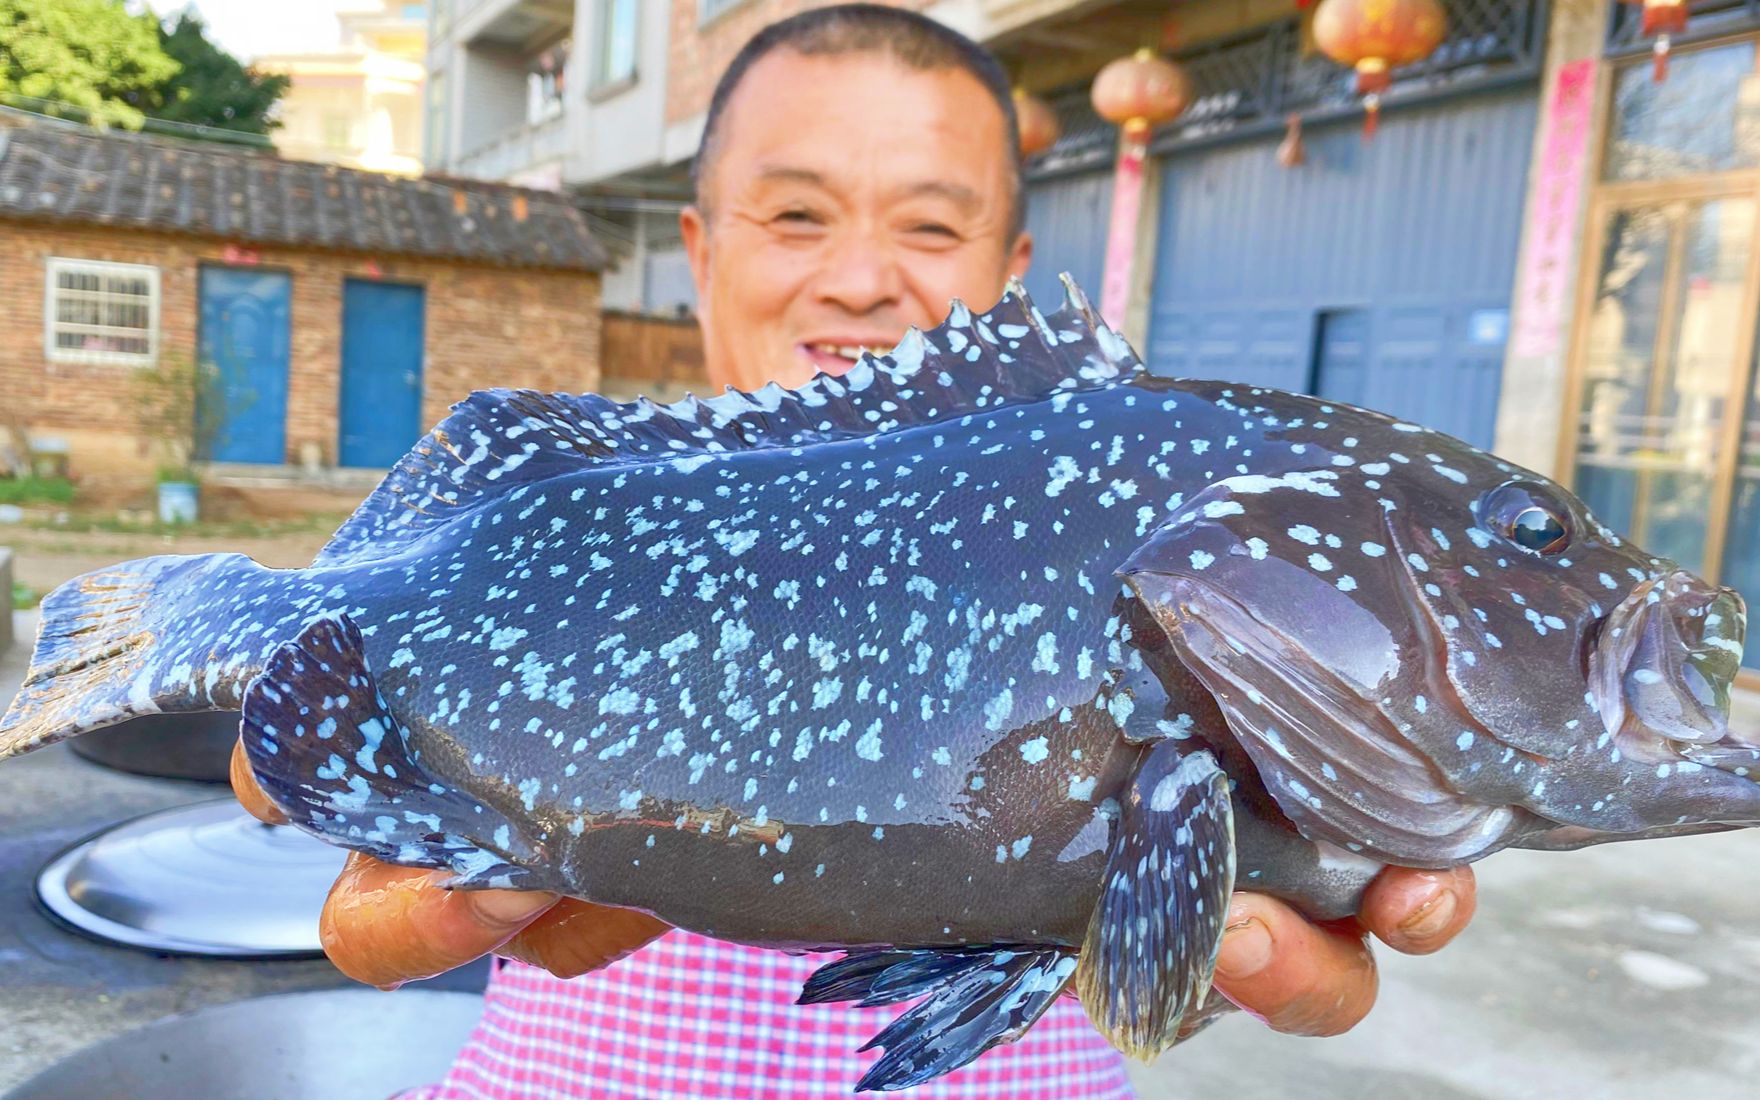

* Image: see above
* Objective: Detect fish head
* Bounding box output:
[1119,392,1760,866]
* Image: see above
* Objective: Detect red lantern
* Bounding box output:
[1312,0,1447,138]
[1623,1,1689,81]
[1014,89,1061,158]
[1090,48,1194,143]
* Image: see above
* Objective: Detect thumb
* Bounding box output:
[319,852,559,989]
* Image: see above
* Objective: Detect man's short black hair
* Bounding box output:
[690,3,1025,236]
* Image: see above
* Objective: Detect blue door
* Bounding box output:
[1146,89,1537,449]
[198,268,290,464]
[1022,169,1113,307]
[340,279,425,469]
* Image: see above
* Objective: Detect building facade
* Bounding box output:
[258,0,430,177]
[0,120,606,482]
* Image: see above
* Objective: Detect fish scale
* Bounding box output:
[3,276,1758,1094]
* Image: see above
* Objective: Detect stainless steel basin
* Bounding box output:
[1,989,485,1100]
[67,711,242,783]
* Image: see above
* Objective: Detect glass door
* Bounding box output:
[1571,197,1756,576]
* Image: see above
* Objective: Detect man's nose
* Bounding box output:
[813,232,904,315]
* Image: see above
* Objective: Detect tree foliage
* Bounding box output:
[0,0,178,128]
[142,10,288,136]
[0,3,287,138]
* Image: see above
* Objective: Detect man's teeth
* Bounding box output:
[811,343,869,360]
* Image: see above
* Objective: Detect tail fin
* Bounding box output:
[0,553,273,759]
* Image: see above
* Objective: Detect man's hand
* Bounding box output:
[1209,866,1476,1036]
[233,737,1473,1028]
[231,738,668,989]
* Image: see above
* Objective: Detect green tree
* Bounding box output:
[0,0,179,128]
[142,10,288,136]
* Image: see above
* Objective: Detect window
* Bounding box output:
[1604,39,1760,182]
[426,69,450,166]
[527,39,570,124]
[699,0,747,25]
[44,258,159,366]
[323,113,353,152]
[594,0,638,90]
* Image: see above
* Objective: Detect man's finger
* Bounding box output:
[318,851,559,989]
[1358,865,1476,956]
[1210,892,1378,1037]
[229,735,289,826]
[500,899,670,979]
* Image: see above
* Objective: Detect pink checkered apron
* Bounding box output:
[400,930,1138,1099]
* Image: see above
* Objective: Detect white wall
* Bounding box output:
[564,0,671,185]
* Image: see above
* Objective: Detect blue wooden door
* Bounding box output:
[1022,169,1113,307]
[198,268,290,465]
[1147,89,1536,449]
[340,279,425,469]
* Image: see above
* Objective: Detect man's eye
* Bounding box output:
[910,223,958,238]
[773,209,821,225]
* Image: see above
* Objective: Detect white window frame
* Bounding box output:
[43,257,160,367]
[699,0,749,27]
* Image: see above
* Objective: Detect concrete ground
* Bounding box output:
[2,593,1759,1097]
[0,610,485,1094]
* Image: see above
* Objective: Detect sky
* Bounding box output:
[151,0,375,62]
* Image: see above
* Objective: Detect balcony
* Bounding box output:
[453,107,568,184]
[458,0,571,47]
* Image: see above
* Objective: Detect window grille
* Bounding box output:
[44,258,159,367]
[1026,0,1546,177]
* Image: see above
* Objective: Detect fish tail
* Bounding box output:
[0,553,272,759]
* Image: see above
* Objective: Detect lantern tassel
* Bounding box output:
[1362,93,1381,141]
[1278,112,1306,167]
[1652,34,1672,82]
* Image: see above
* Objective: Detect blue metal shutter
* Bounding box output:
[1147,88,1537,449]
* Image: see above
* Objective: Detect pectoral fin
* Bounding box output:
[1077,744,1235,1060]
[241,614,544,890]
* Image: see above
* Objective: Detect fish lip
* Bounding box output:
[1591,574,1743,747]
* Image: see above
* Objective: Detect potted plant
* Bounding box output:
[132,353,227,525]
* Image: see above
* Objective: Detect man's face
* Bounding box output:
[681,49,1033,392]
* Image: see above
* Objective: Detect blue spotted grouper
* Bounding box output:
[3,279,1757,1092]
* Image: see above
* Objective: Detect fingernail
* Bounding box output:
[1214,916,1272,980]
[1397,889,1458,942]
[375,981,405,993]
[468,889,556,928]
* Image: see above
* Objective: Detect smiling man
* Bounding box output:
[232,7,1477,1098]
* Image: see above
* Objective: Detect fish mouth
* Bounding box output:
[1590,570,1755,771]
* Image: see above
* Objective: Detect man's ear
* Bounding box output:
[680,204,710,299]
[1006,229,1034,283]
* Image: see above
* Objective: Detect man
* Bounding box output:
[232,7,1477,1097]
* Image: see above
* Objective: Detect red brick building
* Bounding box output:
[0,117,607,480]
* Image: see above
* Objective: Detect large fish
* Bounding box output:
[2,280,1756,1092]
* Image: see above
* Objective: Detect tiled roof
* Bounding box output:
[0,119,607,272]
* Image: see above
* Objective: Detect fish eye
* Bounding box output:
[1480,483,1572,556]
[1510,507,1568,554]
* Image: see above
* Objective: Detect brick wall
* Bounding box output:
[0,219,602,476]
[666,0,935,125]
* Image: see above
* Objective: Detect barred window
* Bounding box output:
[44,258,159,366]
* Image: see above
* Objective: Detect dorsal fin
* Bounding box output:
[313,275,1139,566]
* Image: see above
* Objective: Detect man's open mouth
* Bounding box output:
[798,340,893,377]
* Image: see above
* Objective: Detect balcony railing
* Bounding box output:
[453,108,568,183]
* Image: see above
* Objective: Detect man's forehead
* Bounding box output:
[705,48,1012,196]
[751,165,984,210]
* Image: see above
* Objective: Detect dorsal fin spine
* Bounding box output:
[312,277,1139,567]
